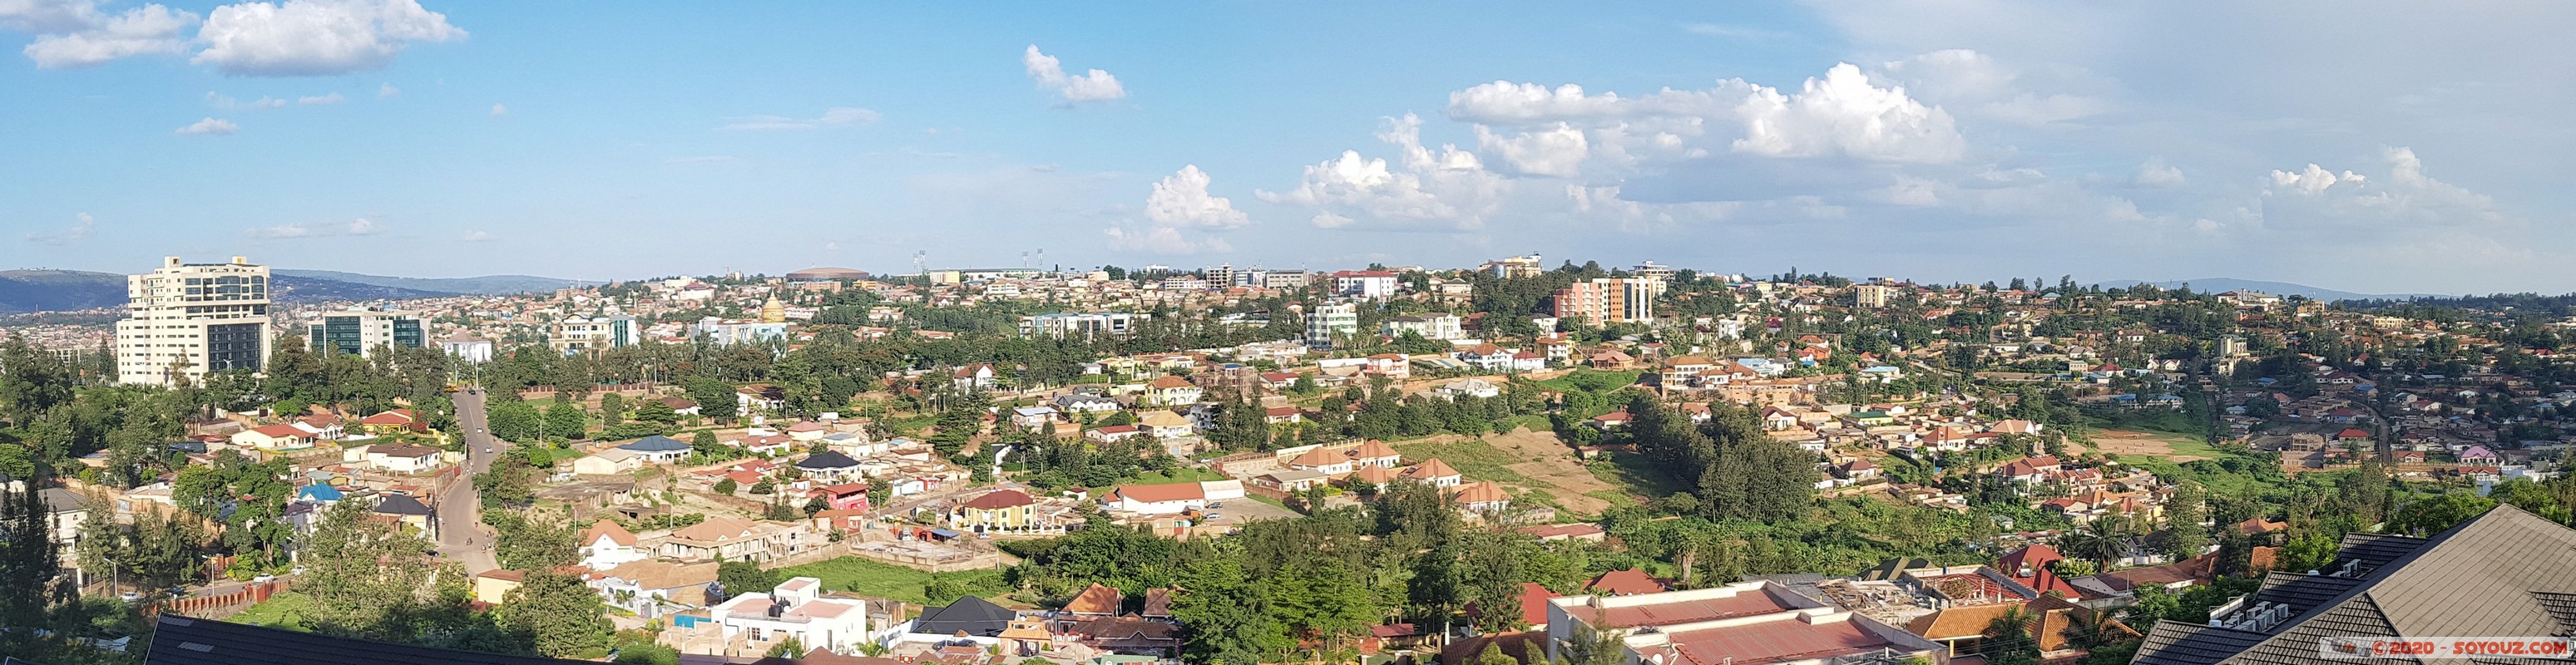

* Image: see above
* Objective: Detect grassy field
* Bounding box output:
[774,556,1008,605]
[1390,439,1531,484]
[227,590,314,631]
[1589,451,1687,499]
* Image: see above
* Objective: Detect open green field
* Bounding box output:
[227,590,314,631]
[1390,439,1531,484]
[1535,369,1642,394]
[774,556,1008,605]
[1589,451,1687,499]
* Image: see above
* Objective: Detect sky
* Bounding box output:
[3,1,2573,294]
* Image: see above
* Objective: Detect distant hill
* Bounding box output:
[0,269,129,314]
[2099,278,2445,303]
[273,269,596,295]
[0,269,461,313]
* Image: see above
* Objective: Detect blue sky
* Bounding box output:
[4,1,2573,293]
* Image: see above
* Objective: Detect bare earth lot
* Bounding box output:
[2093,429,2213,462]
[1395,426,1625,515]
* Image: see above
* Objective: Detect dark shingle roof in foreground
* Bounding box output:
[146,615,592,665]
[2132,505,2576,665]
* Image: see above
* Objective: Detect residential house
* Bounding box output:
[620,436,692,465]
[795,451,864,483]
[1102,480,1244,515]
[230,424,318,451]
[1010,406,1058,430]
[1437,378,1501,401]
[951,489,1047,534]
[1540,582,1944,665]
[589,560,719,619]
[664,516,803,563]
[578,519,647,570]
[573,447,641,475]
[356,444,444,474]
[707,577,872,655]
[1136,411,1195,439]
[1142,376,1204,406]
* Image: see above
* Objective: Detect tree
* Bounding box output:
[687,379,738,422]
[2159,483,2211,560]
[2388,491,2494,536]
[545,404,589,441]
[502,569,613,658]
[719,560,778,599]
[632,399,680,425]
[489,400,542,442]
[598,392,625,425]
[714,478,739,495]
[297,500,452,641]
[1476,643,1519,665]
[2278,532,2338,573]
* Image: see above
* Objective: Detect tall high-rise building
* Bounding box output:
[1853,283,1891,308]
[1549,278,1664,324]
[307,309,426,357]
[115,256,272,386]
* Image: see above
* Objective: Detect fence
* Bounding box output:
[149,579,290,618]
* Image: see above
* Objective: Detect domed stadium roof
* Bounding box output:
[784,266,869,281]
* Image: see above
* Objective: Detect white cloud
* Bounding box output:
[1144,165,1248,229]
[460,229,490,242]
[22,2,196,68]
[1475,122,1590,177]
[205,91,288,109]
[488,103,506,116]
[174,116,237,135]
[2261,147,2500,232]
[1680,22,1792,40]
[1022,45,1125,103]
[377,81,398,97]
[663,155,739,165]
[1733,63,1965,162]
[2136,157,2184,186]
[2267,163,2361,195]
[247,217,382,239]
[298,92,342,105]
[24,212,96,244]
[718,106,881,131]
[1446,80,1731,126]
[1877,49,2109,126]
[0,0,103,32]
[1104,225,1228,255]
[1259,114,1510,231]
[194,0,464,76]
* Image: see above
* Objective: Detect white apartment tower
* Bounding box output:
[116,256,273,387]
[1307,303,1359,349]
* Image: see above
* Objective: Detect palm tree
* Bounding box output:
[1982,606,2040,658]
[2059,517,2133,571]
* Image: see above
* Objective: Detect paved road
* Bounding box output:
[437,389,505,574]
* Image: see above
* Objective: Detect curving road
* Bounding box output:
[436,389,505,574]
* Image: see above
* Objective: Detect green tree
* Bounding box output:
[544,404,589,441]
[719,560,778,598]
[2388,491,2494,536]
[502,569,613,658]
[632,399,680,425]
[714,478,739,495]
[598,392,625,425]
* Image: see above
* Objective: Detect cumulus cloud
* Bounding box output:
[21,2,197,68]
[1023,45,1125,103]
[194,0,464,76]
[1104,225,1229,255]
[1475,122,1590,177]
[377,81,398,97]
[2136,157,2184,187]
[174,116,237,135]
[1310,212,1353,229]
[718,106,881,131]
[2261,147,2503,232]
[460,229,490,242]
[488,103,506,116]
[1144,165,1249,229]
[247,217,382,239]
[298,92,341,105]
[1259,114,1507,230]
[1877,49,2109,126]
[205,91,286,109]
[1733,63,1965,162]
[24,212,96,244]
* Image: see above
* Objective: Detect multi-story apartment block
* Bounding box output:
[1020,312,1150,340]
[550,315,636,355]
[1307,303,1358,349]
[1261,271,1310,290]
[1550,277,1663,324]
[1480,254,1545,279]
[1382,313,1464,340]
[115,256,273,386]
[306,308,425,357]
[1330,270,1402,300]
[691,318,789,346]
[1854,283,1891,308]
